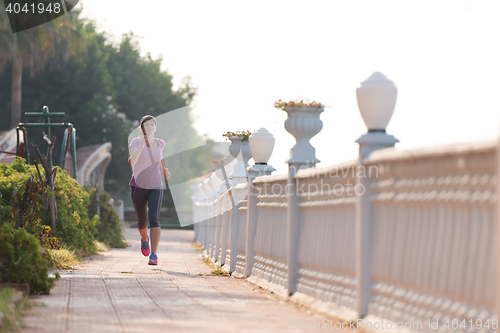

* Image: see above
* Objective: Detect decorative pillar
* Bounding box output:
[245,128,277,278]
[215,168,229,265]
[203,177,215,258]
[210,173,223,261]
[355,72,399,318]
[283,106,324,295]
[201,180,209,248]
[196,182,206,247]
[224,136,252,273]
[190,181,202,242]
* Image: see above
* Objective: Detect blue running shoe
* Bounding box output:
[149,252,158,265]
[141,236,150,256]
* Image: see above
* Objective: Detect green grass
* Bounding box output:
[198,254,229,276]
[210,267,229,276]
[95,241,109,252]
[46,246,80,269]
[191,242,203,251]
[46,240,109,270]
[0,287,31,333]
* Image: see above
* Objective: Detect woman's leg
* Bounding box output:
[148,188,163,253]
[130,186,150,240]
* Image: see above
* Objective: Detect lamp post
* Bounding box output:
[355,72,399,319]
[244,128,277,277]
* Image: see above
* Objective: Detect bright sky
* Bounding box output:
[79,0,500,174]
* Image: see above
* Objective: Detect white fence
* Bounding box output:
[191,73,498,333]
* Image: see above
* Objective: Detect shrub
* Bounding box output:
[0,158,97,255]
[0,287,26,332]
[86,188,127,248]
[0,158,39,225]
[46,246,80,269]
[0,223,56,294]
[39,164,98,256]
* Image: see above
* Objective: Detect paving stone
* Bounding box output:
[22,223,359,333]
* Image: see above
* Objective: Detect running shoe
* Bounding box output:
[141,236,150,256]
[149,252,158,265]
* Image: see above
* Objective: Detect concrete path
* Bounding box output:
[22,223,359,333]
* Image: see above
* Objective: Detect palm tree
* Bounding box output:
[0,5,85,129]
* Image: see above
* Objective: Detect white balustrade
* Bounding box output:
[190,73,498,333]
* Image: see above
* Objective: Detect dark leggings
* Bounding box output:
[130,186,163,229]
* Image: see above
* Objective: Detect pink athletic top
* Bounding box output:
[129,137,166,189]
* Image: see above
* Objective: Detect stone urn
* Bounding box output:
[356,72,397,131]
[228,136,252,179]
[283,106,324,166]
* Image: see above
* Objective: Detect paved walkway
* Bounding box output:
[23,223,359,333]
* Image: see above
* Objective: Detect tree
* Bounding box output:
[103,33,204,197]
[0,4,85,129]
[0,12,213,214]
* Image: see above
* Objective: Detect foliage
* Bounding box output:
[222,130,252,142]
[8,170,60,250]
[210,267,229,276]
[95,241,109,252]
[45,246,79,270]
[0,223,56,294]
[48,168,98,256]
[86,187,127,248]
[0,11,209,210]
[0,3,86,128]
[209,157,224,166]
[0,157,97,255]
[0,3,84,75]
[273,99,325,109]
[0,287,27,333]
[0,158,59,250]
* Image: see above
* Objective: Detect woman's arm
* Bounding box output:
[128,138,145,167]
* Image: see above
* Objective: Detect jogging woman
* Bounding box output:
[128,115,170,265]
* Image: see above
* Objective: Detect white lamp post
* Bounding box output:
[356,72,397,132]
[249,128,275,165]
[355,72,399,319]
[244,127,276,278]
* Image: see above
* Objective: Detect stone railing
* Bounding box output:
[190,73,498,333]
[362,140,497,331]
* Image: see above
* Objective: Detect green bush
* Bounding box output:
[0,158,98,255]
[86,188,127,248]
[0,223,56,294]
[0,159,39,224]
[44,167,98,255]
[0,287,26,332]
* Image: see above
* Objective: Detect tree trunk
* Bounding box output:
[31,140,58,229]
[49,171,57,229]
[10,56,23,129]
[43,191,48,213]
